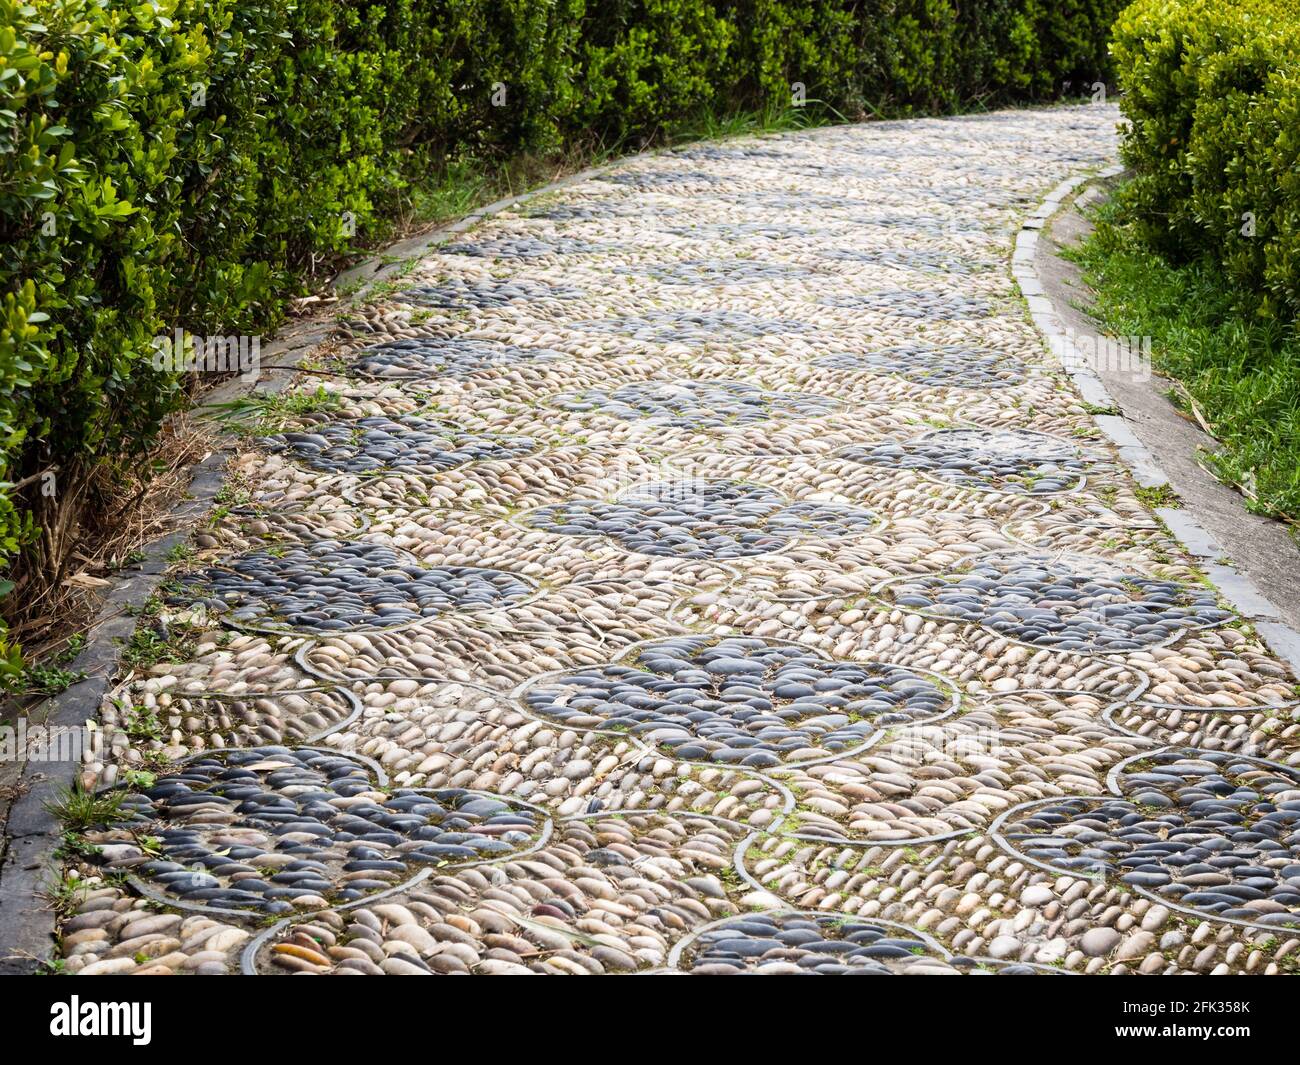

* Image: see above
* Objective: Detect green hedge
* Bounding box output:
[1112,0,1300,316]
[0,0,1124,670]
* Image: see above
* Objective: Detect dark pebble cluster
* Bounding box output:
[523,478,878,559]
[548,379,838,428]
[683,912,948,973]
[523,637,947,767]
[628,259,811,286]
[840,428,1085,493]
[575,310,812,343]
[886,556,1233,653]
[1002,753,1300,926]
[665,221,823,241]
[815,344,1027,389]
[820,288,994,319]
[264,414,537,475]
[109,747,542,914]
[755,192,873,211]
[439,236,614,259]
[174,539,533,632]
[398,277,583,308]
[350,337,565,379]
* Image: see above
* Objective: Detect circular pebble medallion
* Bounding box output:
[172,539,534,633]
[882,553,1232,653]
[397,277,584,308]
[349,337,565,379]
[678,912,953,974]
[518,635,950,766]
[814,343,1027,389]
[996,751,1300,929]
[522,478,878,559]
[97,748,546,916]
[263,414,538,475]
[840,428,1089,493]
[547,379,839,428]
[819,288,994,319]
[574,309,812,343]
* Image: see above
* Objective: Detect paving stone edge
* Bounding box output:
[1019,169,1300,678]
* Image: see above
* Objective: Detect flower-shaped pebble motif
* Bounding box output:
[520,636,950,767]
[523,479,877,559]
[96,748,545,915]
[547,379,838,428]
[840,428,1088,493]
[815,344,1027,389]
[264,414,537,475]
[997,751,1300,928]
[884,554,1232,653]
[172,539,533,632]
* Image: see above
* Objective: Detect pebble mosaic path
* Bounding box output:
[57,105,1300,976]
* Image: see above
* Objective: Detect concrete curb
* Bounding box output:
[1013,170,1300,678]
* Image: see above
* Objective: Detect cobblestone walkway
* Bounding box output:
[61,106,1300,976]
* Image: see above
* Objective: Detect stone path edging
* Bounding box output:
[1015,168,1300,676]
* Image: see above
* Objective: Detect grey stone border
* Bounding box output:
[1014,169,1300,679]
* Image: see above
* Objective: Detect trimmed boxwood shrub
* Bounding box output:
[1111,0,1300,316]
[0,0,1124,670]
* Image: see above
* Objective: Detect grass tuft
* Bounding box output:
[1068,197,1300,524]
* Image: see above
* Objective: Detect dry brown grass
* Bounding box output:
[5,411,216,665]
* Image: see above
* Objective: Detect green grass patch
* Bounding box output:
[1068,197,1300,523]
[1134,484,1182,509]
[44,786,127,832]
[199,385,343,437]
